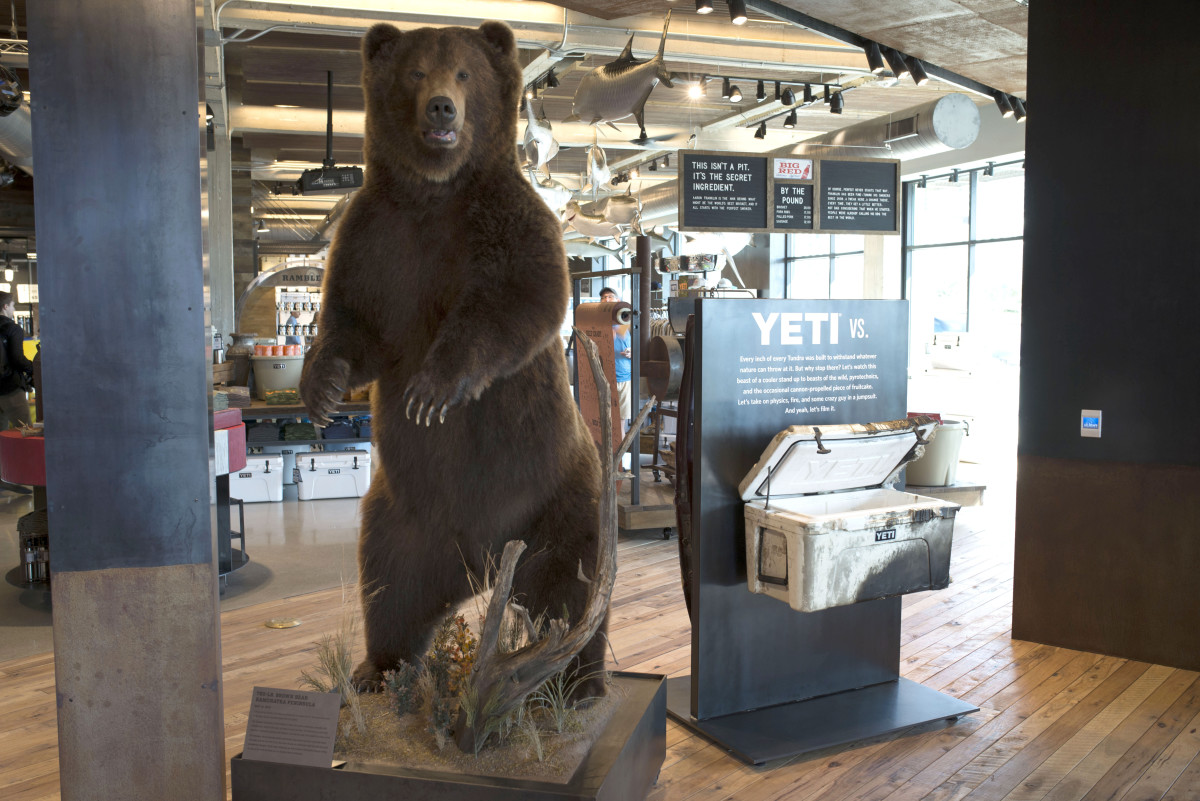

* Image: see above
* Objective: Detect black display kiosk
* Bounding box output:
[666,298,977,764]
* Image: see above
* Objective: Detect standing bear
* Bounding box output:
[299,21,605,694]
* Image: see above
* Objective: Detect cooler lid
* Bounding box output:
[738,416,938,501]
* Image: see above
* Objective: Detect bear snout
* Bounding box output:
[424,96,459,144]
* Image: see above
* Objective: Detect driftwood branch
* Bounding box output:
[452,327,620,753]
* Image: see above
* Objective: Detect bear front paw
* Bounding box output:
[299,356,351,426]
[351,659,385,693]
[403,370,472,426]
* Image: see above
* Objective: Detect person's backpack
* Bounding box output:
[0,326,32,391]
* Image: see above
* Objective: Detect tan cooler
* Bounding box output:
[228,453,284,503]
[739,417,959,613]
[296,450,372,500]
[251,355,304,400]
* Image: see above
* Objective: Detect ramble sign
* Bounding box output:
[678,150,900,235]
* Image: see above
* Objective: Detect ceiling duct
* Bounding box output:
[0,64,31,175]
[776,92,981,160]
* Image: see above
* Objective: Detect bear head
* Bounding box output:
[360,21,521,184]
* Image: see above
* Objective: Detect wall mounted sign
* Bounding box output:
[679,151,769,232]
[677,150,899,236]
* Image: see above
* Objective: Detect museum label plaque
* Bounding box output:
[242,687,340,768]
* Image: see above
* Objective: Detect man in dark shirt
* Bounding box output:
[0,290,33,429]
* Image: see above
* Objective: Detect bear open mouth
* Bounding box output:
[424,129,458,146]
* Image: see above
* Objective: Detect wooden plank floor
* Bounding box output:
[2,504,1199,800]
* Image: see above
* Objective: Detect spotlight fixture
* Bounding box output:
[983,161,995,177]
[630,168,639,179]
[907,57,930,86]
[721,77,731,99]
[882,47,910,81]
[754,121,767,140]
[756,80,765,101]
[774,81,781,101]
[830,92,844,114]
[546,69,559,88]
[1013,98,1028,122]
[205,104,214,122]
[823,85,830,103]
[648,159,657,172]
[864,43,886,74]
[994,92,1014,118]
[728,84,743,102]
[783,109,797,128]
[689,75,707,99]
[525,85,535,100]
[256,219,270,234]
[781,87,795,105]
[696,0,713,14]
[803,84,814,104]
[949,169,959,183]
[662,154,669,168]
[918,175,928,189]
[729,0,747,25]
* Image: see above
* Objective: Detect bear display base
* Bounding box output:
[231,672,665,801]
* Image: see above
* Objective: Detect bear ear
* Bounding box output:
[363,23,404,63]
[478,21,516,60]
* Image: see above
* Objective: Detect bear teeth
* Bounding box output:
[426,130,457,145]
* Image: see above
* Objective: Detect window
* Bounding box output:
[904,162,1025,359]
[785,234,865,298]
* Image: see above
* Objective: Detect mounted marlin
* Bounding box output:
[564,10,674,143]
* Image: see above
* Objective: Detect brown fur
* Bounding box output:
[299,21,604,695]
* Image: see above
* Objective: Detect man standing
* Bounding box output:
[598,286,631,435]
[0,290,32,430]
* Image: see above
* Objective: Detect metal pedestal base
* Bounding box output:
[666,675,978,765]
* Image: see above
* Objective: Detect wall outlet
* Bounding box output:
[1081,409,1102,438]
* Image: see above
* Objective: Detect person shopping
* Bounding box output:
[0,290,33,430]
[598,287,631,435]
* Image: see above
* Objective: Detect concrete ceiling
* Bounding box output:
[3,0,1029,247]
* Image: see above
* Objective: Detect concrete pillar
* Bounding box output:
[29,0,225,798]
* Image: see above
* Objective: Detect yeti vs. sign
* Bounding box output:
[751,311,870,345]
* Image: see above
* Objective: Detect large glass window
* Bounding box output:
[785,234,864,298]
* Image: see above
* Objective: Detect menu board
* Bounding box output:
[676,151,899,235]
[818,159,898,232]
[679,151,769,231]
[772,183,813,230]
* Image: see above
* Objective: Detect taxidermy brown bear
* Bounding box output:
[299,20,604,695]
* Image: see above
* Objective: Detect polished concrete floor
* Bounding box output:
[0,482,364,663]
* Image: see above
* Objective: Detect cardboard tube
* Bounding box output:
[575,301,631,454]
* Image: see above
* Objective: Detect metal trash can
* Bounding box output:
[905,419,969,487]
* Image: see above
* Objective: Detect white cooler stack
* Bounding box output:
[739,416,958,613]
[229,453,284,503]
[254,443,311,485]
[296,449,372,500]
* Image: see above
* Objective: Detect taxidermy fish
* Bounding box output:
[522,98,559,170]
[564,10,674,142]
[582,139,611,195]
[564,239,626,259]
[527,169,573,214]
[565,199,623,240]
[601,185,643,234]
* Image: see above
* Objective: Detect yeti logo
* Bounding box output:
[327,468,342,474]
[875,528,897,542]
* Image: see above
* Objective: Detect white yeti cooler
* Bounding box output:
[254,443,311,485]
[739,416,958,613]
[296,449,372,500]
[229,453,284,503]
